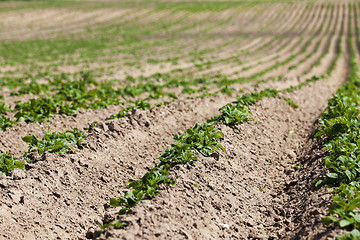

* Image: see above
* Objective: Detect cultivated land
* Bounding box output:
[1,0,360,239]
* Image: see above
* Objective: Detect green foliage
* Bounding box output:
[58,103,80,117]
[313,19,360,238]
[22,128,87,161]
[87,98,124,110]
[322,184,360,233]
[209,103,251,127]
[235,88,279,106]
[106,100,152,120]
[0,101,15,130]
[14,97,57,123]
[0,115,17,131]
[133,99,152,110]
[110,164,174,213]
[10,81,50,96]
[172,123,225,157]
[220,86,234,95]
[106,109,128,120]
[195,91,218,99]
[84,121,98,131]
[337,229,360,240]
[53,76,96,104]
[209,88,278,128]
[283,76,321,93]
[107,122,225,228]
[283,98,299,109]
[0,152,25,176]
[0,102,10,114]
[0,76,26,89]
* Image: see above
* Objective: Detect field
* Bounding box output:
[1,0,360,239]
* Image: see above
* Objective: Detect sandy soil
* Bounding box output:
[0,1,357,240]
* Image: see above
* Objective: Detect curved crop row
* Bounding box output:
[312,5,360,239]
[100,73,323,230]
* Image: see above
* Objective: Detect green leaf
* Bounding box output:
[118,208,127,215]
[22,136,34,143]
[0,152,25,175]
[350,229,360,238]
[314,179,324,189]
[322,216,338,225]
[110,198,120,207]
[339,219,352,228]
[110,220,127,229]
[326,173,339,179]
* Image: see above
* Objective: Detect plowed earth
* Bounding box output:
[0,0,359,239]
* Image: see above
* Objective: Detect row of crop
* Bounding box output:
[284,3,333,73]
[325,4,345,77]
[0,2,332,95]
[0,67,322,192]
[193,2,313,72]
[108,76,321,121]
[0,73,326,239]
[0,3,315,98]
[0,71,211,129]
[102,3,268,73]
[222,3,322,80]
[1,4,223,67]
[2,73,316,177]
[0,128,88,176]
[169,3,291,72]
[248,2,341,87]
[102,88,279,229]
[0,4,329,127]
[304,3,341,76]
[0,80,273,174]
[0,47,325,131]
[312,5,360,239]
[292,4,334,72]
[219,3,328,82]
[253,4,328,78]
[101,74,324,229]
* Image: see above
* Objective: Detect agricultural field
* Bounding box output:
[1,0,360,239]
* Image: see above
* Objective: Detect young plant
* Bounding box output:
[22,128,87,162]
[0,152,25,176]
[106,122,225,228]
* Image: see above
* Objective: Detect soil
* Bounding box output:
[0,1,357,240]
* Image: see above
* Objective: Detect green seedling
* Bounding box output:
[0,152,25,176]
[22,128,87,162]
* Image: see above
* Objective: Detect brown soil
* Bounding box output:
[0,55,350,240]
[0,1,356,240]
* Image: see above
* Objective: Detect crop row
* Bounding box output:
[210,3,321,79]
[0,127,88,176]
[0,2,320,89]
[100,75,323,230]
[0,72,321,237]
[0,3,334,100]
[293,4,336,75]
[1,70,318,177]
[206,3,337,84]
[312,5,360,239]
[190,2,312,74]
[304,4,340,76]
[0,2,354,239]
[0,38,332,132]
[0,1,281,75]
[162,2,302,74]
